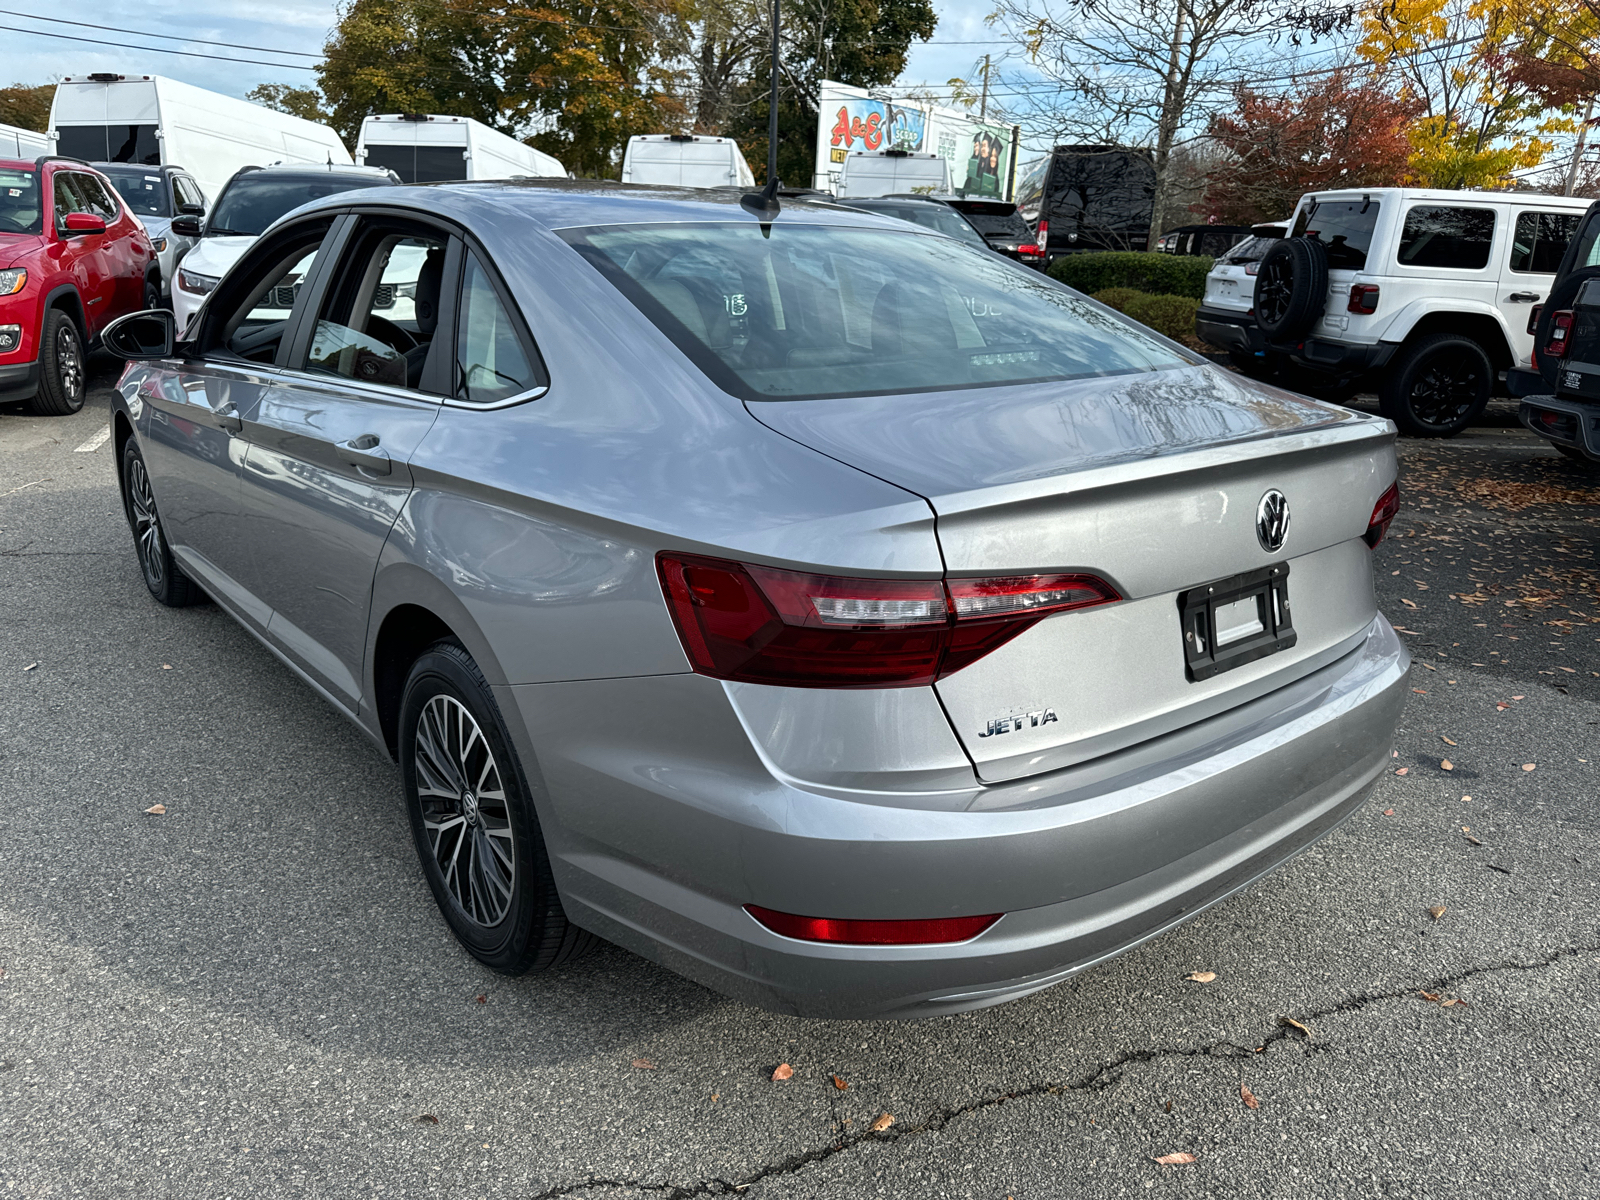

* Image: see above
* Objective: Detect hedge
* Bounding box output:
[1092,289,1199,342]
[1051,252,1214,300]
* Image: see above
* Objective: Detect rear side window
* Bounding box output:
[1509,211,1582,273]
[1397,206,1495,269]
[454,253,541,404]
[1292,198,1381,269]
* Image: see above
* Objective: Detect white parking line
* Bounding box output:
[73,425,112,454]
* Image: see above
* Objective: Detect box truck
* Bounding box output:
[356,113,565,182]
[835,150,951,198]
[0,122,50,160]
[621,135,755,188]
[49,74,352,202]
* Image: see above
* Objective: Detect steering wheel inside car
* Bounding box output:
[365,315,418,353]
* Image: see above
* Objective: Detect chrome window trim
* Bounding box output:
[440,383,550,411]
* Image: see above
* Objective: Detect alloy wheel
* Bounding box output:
[1408,355,1480,427]
[56,325,83,400]
[1256,258,1292,326]
[126,456,165,589]
[414,694,516,927]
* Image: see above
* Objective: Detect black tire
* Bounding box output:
[1379,333,1493,437]
[399,641,595,975]
[29,307,86,416]
[120,438,207,607]
[1533,266,1600,389]
[1554,443,1600,469]
[1253,239,1329,340]
[142,275,161,312]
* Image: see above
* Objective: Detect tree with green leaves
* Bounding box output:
[246,84,333,126]
[0,83,54,133]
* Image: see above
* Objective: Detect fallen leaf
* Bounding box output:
[1395,766,1409,775]
[869,1112,895,1133]
[1512,695,1525,700]
[417,1114,439,1124]
[1522,763,1536,772]
[1165,1099,1173,1113]
[1279,1016,1312,1039]
[1441,998,1460,1008]
[1441,736,1457,746]
[1441,760,1453,771]
[1465,834,1482,846]
[832,1075,848,1090]
[1240,1083,1260,1109]
[143,804,166,815]
[1153,1152,1198,1165]
[1401,598,1418,608]
[22,662,37,672]
[1412,688,1428,694]
[1461,795,1472,802]
[632,1058,655,1070]
[1429,905,1447,920]
[1418,991,1441,1002]
[160,664,172,670]
[771,1063,793,1081]
[1496,703,1508,711]
[475,994,487,1004]
[1383,808,1395,816]
[1186,971,1217,983]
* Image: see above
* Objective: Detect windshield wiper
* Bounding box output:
[204,226,253,236]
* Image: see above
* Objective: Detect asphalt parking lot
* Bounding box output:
[2,360,1597,1199]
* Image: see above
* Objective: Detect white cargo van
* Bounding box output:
[49,74,352,202]
[0,122,50,159]
[835,150,951,199]
[356,113,566,182]
[621,135,755,188]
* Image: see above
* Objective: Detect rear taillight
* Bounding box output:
[1244,262,1260,276]
[745,905,1001,945]
[656,553,1119,688]
[1527,303,1542,336]
[1363,482,1400,548]
[1035,218,1049,248]
[1017,243,1044,261]
[1347,283,1380,314]
[1545,310,1574,359]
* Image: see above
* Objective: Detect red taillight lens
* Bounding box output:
[1363,482,1400,548]
[656,553,1119,688]
[1035,218,1049,247]
[1347,283,1380,314]
[1244,262,1260,276]
[745,905,1001,945]
[1527,303,1542,336]
[1545,310,1574,359]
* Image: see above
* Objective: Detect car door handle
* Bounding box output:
[217,403,242,434]
[1507,292,1541,302]
[336,434,391,476]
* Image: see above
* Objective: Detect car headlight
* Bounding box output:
[177,267,218,296]
[150,237,168,253]
[0,268,26,296]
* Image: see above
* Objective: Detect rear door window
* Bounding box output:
[1397,206,1495,269]
[1508,211,1582,273]
[1292,198,1381,269]
[454,252,543,404]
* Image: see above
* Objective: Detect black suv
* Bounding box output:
[1513,200,1600,465]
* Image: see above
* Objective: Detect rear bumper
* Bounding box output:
[1195,306,1263,354]
[512,615,1410,1019]
[0,359,40,404]
[1506,366,1547,398]
[1520,394,1600,460]
[1287,339,1397,376]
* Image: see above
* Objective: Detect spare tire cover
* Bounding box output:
[1533,265,1600,388]
[1253,238,1330,341]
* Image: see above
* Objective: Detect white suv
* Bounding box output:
[1197,187,1592,436]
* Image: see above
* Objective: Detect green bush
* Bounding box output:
[1050,252,1214,300]
[1122,293,1199,341]
[1090,287,1142,313]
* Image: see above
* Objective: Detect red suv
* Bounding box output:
[0,156,157,415]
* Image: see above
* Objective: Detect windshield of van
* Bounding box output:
[0,168,42,235]
[564,221,1192,401]
[208,175,385,237]
[97,167,170,218]
[1292,197,1381,269]
[362,143,467,184]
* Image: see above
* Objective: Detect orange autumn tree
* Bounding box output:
[1200,71,1417,225]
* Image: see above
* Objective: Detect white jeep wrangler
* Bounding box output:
[1195,187,1592,436]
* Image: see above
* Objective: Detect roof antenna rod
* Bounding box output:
[740,0,781,218]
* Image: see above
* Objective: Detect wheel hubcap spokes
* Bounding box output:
[127,459,164,587]
[1258,260,1291,323]
[58,327,82,398]
[1410,358,1478,426]
[415,694,515,927]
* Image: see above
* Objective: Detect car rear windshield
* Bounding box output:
[948,201,1032,240]
[838,201,989,249]
[0,167,42,235]
[563,221,1191,401]
[98,167,170,218]
[362,143,467,184]
[208,175,383,237]
[1223,235,1270,264]
[1293,197,1381,269]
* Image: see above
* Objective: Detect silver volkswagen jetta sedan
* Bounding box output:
[101,181,1409,1018]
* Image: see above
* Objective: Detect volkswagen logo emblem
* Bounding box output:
[1256,489,1290,553]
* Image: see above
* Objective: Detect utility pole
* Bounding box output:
[979,54,990,122]
[1566,96,1594,197]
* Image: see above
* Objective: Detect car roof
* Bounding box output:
[1299,187,1592,208]
[230,163,398,185]
[92,161,187,175]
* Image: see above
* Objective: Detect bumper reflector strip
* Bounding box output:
[745,905,1001,945]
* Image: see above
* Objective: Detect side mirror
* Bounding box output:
[102,309,176,360]
[62,212,107,236]
[170,214,202,237]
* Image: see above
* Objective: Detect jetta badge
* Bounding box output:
[978,709,1058,738]
[1256,489,1290,553]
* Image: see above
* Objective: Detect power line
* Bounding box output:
[6,24,319,70]
[0,10,322,56]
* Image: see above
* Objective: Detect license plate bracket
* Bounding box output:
[1178,564,1295,681]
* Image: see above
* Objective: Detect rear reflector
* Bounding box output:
[745,905,1001,945]
[1545,310,1574,359]
[1363,482,1400,548]
[657,553,1119,688]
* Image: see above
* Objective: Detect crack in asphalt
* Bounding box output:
[526,941,1600,1199]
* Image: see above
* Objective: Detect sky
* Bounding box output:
[4,0,1030,122]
